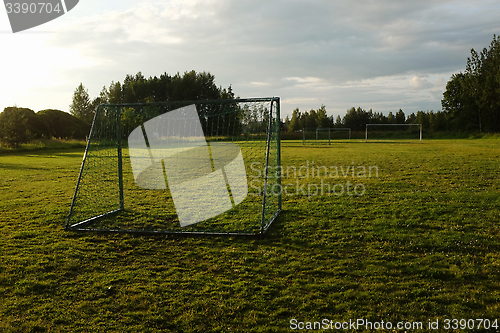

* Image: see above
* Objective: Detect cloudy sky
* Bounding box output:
[1,0,499,118]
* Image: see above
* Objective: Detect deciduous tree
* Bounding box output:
[69,83,93,124]
[0,107,45,147]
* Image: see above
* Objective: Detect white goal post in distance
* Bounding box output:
[365,124,422,142]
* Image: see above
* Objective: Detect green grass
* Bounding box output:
[0,139,499,332]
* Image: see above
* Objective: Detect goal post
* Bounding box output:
[66,97,281,236]
[365,123,422,142]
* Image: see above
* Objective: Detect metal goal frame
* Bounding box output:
[66,97,282,236]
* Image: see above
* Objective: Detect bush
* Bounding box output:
[0,107,91,148]
[37,109,90,140]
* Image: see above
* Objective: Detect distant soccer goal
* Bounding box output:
[302,128,351,145]
[365,124,422,142]
[66,98,281,236]
[316,128,351,144]
[300,129,315,145]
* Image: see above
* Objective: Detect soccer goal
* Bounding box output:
[316,128,351,144]
[66,98,281,236]
[365,124,422,142]
[301,128,351,145]
[301,129,316,145]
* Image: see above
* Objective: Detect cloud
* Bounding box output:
[283,77,332,90]
[4,0,498,116]
[250,81,271,87]
[410,76,433,90]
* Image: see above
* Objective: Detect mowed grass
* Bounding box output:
[0,139,499,332]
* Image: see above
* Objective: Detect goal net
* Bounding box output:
[66,98,281,236]
[365,124,422,142]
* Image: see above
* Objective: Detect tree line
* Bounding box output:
[69,70,235,124]
[0,107,89,148]
[0,71,234,147]
[283,105,446,133]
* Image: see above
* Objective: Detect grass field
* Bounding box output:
[0,138,499,332]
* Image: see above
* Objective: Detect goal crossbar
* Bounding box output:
[365,124,422,142]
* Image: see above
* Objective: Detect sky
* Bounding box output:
[1,0,499,119]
